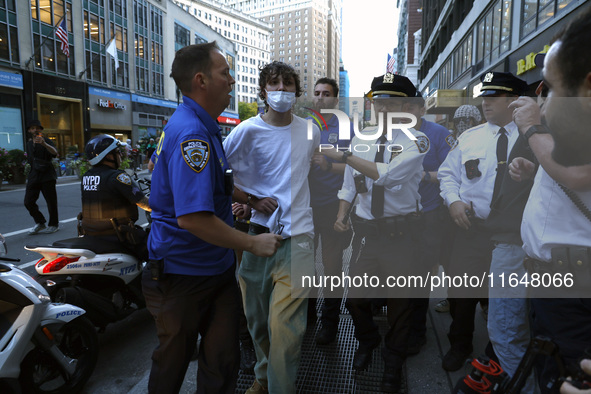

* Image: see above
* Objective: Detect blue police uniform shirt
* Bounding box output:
[308,114,353,207]
[147,96,234,276]
[418,119,455,212]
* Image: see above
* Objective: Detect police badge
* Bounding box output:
[483,72,494,83]
[328,133,338,144]
[383,73,395,84]
[116,173,132,185]
[414,136,430,154]
[181,139,210,173]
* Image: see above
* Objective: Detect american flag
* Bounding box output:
[56,18,69,57]
[386,53,396,73]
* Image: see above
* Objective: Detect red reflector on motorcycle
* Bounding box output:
[43,256,81,274]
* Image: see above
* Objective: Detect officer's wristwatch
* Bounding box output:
[524,125,550,141]
[342,151,353,163]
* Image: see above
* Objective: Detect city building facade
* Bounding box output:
[173,0,271,104]
[417,0,585,113]
[222,0,342,98]
[0,0,237,156]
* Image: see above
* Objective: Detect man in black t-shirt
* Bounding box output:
[25,119,60,235]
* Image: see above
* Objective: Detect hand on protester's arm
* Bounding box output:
[311,153,347,174]
[448,200,472,230]
[316,145,380,180]
[560,359,591,394]
[177,212,281,257]
[334,200,352,232]
[509,157,536,182]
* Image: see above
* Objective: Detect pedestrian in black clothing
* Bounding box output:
[24,119,60,235]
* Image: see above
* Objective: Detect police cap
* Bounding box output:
[479,71,528,97]
[370,73,417,98]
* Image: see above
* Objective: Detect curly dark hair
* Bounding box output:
[314,77,339,97]
[258,61,302,102]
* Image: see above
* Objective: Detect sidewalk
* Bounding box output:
[130,257,490,393]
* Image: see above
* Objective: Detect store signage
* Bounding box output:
[98,98,127,110]
[516,45,549,76]
[217,116,240,125]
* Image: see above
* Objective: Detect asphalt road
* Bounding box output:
[1,177,156,393]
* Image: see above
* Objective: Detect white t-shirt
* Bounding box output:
[223,114,320,238]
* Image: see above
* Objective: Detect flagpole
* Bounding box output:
[78,37,116,79]
[25,14,66,69]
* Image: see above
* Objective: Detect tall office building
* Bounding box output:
[221,0,342,98]
[173,0,272,103]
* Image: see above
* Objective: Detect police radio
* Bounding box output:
[224,169,234,196]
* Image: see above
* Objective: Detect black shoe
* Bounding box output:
[315,323,338,345]
[406,335,427,356]
[353,339,380,371]
[380,367,402,393]
[240,340,256,372]
[442,348,471,372]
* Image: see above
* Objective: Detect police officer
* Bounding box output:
[319,73,429,393]
[81,134,150,258]
[438,71,528,372]
[142,42,280,394]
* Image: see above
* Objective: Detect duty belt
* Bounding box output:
[249,223,270,235]
[351,212,423,238]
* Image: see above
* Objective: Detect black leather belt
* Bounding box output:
[249,223,270,235]
[351,213,422,238]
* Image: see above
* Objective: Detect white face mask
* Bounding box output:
[266,90,296,113]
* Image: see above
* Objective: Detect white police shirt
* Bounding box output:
[438,121,519,220]
[522,167,591,262]
[337,128,429,220]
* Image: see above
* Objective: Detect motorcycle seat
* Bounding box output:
[51,237,134,255]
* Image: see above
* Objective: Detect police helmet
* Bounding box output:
[85,134,121,165]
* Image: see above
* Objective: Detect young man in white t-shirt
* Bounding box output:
[223,61,320,394]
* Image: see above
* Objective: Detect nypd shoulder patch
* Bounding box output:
[445,134,458,149]
[116,173,131,185]
[414,136,430,154]
[181,139,210,173]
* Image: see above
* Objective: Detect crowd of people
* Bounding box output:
[82,4,591,394]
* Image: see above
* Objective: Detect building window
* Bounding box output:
[522,0,575,38]
[174,23,190,51]
[475,0,512,72]
[134,0,149,92]
[150,5,163,96]
[31,0,74,76]
[0,0,18,65]
[109,0,129,89]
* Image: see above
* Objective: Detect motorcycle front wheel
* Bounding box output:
[19,316,99,393]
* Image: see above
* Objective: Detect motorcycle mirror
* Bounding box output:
[0,234,6,257]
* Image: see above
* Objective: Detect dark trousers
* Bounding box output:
[24,180,58,226]
[346,227,418,368]
[530,298,591,393]
[410,205,456,340]
[446,225,492,352]
[312,201,351,327]
[142,265,240,394]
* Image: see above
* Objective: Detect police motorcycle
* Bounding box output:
[27,135,149,331]
[0,233,98,393]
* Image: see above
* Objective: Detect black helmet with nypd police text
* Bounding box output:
[85,134,121,165]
